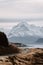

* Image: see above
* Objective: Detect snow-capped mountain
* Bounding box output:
[8,22,43,38]
[8,22,43,44]
[8,22,32,37]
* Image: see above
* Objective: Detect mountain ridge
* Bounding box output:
[8,22,43,38]
[8,22,42,44]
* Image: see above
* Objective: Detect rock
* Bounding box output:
[0,32,9,47]
[0,47,43,65]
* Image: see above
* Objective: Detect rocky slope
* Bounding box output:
[0,48,43,65]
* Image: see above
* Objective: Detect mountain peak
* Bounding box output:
[16,22,29,30]
[8,22,30,37]
[12,22,29,32]
[18,22,28,27]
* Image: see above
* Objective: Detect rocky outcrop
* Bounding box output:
[0,48,43,65]
[0,32,9,47]
[0,32,20,55]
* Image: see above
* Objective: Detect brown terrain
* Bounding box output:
[0,48,43,65]
[0,44,20,55]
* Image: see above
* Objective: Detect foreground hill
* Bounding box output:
[0,48,43,65]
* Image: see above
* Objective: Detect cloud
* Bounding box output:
[0,0,43,19]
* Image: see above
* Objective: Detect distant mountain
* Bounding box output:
[8,22,42,44]
[8,22,32,37]
[8,22,43,38]
[9,36,39,44]
[36,38,43,43]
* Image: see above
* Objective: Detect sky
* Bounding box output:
[0,0,43,28]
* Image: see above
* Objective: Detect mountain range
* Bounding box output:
[7,22,43,44]
[8,22,43,37]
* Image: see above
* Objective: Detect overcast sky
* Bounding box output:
[0,0,43,18]
[0,0,43,27]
